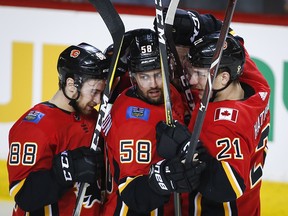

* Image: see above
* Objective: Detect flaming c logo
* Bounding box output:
[70,49,80,58]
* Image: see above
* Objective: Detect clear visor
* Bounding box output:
[183,58,210,81]
[80,79,105,98]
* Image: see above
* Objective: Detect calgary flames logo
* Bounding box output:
[74,181,102,208]
[70,49,81,58]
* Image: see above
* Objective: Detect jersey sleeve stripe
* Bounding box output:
[118,175,142,194]
[119,201,129,215]
[223,202,232,216]
[193,192,202,215]
[9,178,26,197]
[221,161,244,198]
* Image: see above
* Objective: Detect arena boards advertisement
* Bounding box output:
[0,5,287,184]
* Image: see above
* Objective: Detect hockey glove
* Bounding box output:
[156,120,191,159]
[52,147,103,187]
[148,158,206,196]
[156,121,212,162]
[153,8,222,47]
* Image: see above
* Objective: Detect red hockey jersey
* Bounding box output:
[8,102,102,216]
[188,48,270,216]
[101,84,186,215]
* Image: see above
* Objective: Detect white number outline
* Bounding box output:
[250,124,270,189]
[120,139,152,164]
[9,142,37,166]
[216,138,243,160]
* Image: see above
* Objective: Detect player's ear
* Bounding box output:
[129,71,137,84]
[66,78,78,96]
[220,71,230,85]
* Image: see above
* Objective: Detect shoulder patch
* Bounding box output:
[126,106,150,121]
[23,111,45,124]
[214,107,238,123]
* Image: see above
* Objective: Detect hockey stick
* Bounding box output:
[185,0,237,165]
[72,0,125,215]
[164,1,195,113]
[155,0,182,215]
[155,0,173,126]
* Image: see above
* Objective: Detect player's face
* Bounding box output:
[133,69,164,104]
[176,45,190,66]
[77,79,105,115]
[184,62,209,100]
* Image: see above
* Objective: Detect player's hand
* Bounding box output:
[148,158,206,195]
[153,8,222,46]
[156,121,212,162]
[156,120,191,159]
[52,147,103,187]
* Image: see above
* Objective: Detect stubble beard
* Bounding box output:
[137,87,164,105]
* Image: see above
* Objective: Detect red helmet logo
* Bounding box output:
[70,49,80,58]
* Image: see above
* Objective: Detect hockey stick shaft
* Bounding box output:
[164,1,195,113]
[155,0,182,215]
[72,0,125,215]
[164,1,183,215]
[185,0,237,165]
[155,0,173,126]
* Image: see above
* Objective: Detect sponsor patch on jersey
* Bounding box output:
[23,111,45,123]
[126,106,150,121]
[214,107,238,123]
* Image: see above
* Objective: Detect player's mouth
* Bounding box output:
[197,89,204,99]
[86,103,97,112]
[148,89,161,98]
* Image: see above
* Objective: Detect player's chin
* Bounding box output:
[82,106,94,115]
[198,91,204,100]
[147,95,163,105]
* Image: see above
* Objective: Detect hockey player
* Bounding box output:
[7,43,109,216]
[162,8,222,68]
[156,32,270,215]
[153,8,223,125]
[101,28,206,215]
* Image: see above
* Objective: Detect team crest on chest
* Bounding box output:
[126,106,150,121]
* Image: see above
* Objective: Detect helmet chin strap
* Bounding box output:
[210,79,233,101]
[63,88,81,112]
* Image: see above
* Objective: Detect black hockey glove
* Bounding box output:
[153,8,222,47]
[156,120,191,159]
[148,158,206,196]
[52,147,103,187]
[156,121,212,162]
[172,9,222,45]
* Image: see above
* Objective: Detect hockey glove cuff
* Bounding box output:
[148,158,206,196]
